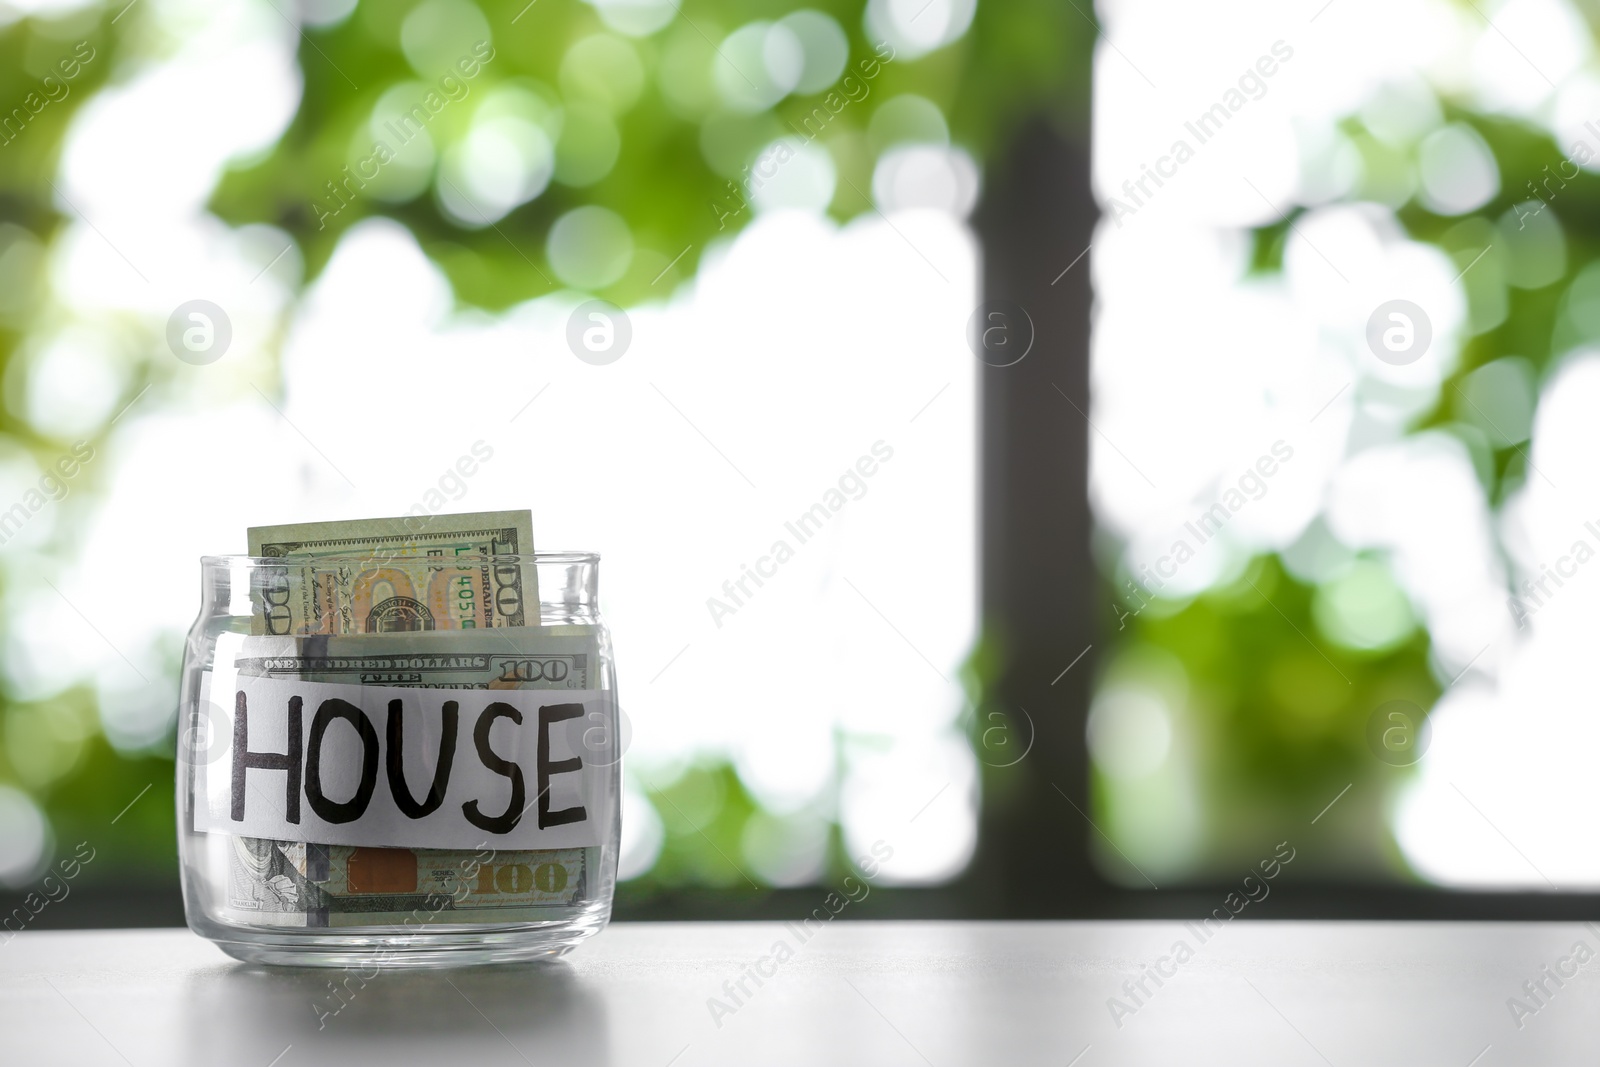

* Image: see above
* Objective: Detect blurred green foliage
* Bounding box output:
[1098,557,1439,881]
[0,10,171,889]
[209,0,1086,309]
[10,0,1586,902]
[0,0,1087,899]
[0,11,117,436]
[635,762,762,888]
[1095,93,1600,883]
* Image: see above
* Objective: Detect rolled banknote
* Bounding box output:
[222,630,607,926]
[228,835,587,928]
[230,626,600,690]
[247,510,537,636]
[223,512,613,928]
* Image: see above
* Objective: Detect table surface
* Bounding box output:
[2,921,1596,1066]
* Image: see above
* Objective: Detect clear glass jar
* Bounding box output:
[176,553,620,968]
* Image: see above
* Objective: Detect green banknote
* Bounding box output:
[231,626,599,690]
[221,628,605,928]
[247,510,537,636]
[222,512,608,929]
[227,836,589,928]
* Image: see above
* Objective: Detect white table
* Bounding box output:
[2,921,1595,1065]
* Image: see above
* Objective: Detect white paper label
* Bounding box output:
[192,672,611,851]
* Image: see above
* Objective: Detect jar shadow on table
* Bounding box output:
[182,959,613,1064]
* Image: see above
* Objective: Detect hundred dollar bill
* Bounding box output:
[228,835,589,928]
[221,621,612,927]
[246,510,536,636]
[230,626,600,690]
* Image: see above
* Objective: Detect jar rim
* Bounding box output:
[200,551,600,566]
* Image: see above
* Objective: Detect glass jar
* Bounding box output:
[176,553,620,968]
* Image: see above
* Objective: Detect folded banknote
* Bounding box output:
[247,510,537,636]
[221,513,611,929]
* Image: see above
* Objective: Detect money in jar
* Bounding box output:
[177,513,622,967]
